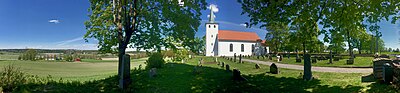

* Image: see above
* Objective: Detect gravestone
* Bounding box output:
[347,58,354,64]
[257,56,259,59]
[303,54,312,81]
[334,57,340,61]
[270,63,278,74]
[234,53,237,62]
[255,64,260,69]
[269,55,273,60]
[312,58,317,63]
[226,64,230,72]
[119,54,131,89]
[149,68,157,78]
[193,66,201,74]
[239,54,242,63]
[279,54,283,61]
[221,62,225,68]
[296,58,302,63]
[233,69,247,81]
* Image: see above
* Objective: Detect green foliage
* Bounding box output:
[19,49,37,61]
[0,64,25,92]
[265,22,289,53]
[238,0,400,54]
[146,53,165,69]
[63,55,74,62]
[84,0,207,53]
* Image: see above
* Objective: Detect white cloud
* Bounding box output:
[240,23,248,27]
[48,19,60,24]
[207,4,219,13]
[56,37,83,46]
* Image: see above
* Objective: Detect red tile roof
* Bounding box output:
[218,30,261,42]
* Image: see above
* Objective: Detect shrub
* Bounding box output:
[0,64,26,92]
[64,55,74,62]
[146,52,165,69]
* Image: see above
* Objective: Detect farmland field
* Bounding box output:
[0,58,147,81]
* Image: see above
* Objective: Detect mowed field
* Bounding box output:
[0,58,147,81]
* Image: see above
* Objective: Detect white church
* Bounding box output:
[205,6,269,57]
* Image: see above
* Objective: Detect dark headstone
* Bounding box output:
[234,53,237,62]
[257,56,260,59]
[239,54,242,63]
[269,55,272,60]
[270,63,278,74]
[279,55,283,61]
[296,58,302,63]
[221,62,225,68]
[233,69,248,81]
[149,68,157,78]
[334,57,340,61]
[346,58,354,65]
[193,66,201,74]
[255,64,260,69]
[303,54,312,81]
[312,58,317,63]
[226,64,230,72]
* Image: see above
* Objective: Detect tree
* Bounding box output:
[189,37,205,55]
[265,22,289,53]
[20,49,37,61]
[85,0,207,89]
[238,0,400,81]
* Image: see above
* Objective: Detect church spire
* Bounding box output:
[209,6,215,23]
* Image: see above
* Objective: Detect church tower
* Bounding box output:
[206,6,219,56]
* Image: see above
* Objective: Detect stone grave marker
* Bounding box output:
[234,53,237,62]
[226,64,230,72]
[221,62,225,68]
[255,64,260,69]
[149,68,157,78]
[312,58,317,63]
[239,54,242,63]
[270,63,278,74]
[233,69,247,81]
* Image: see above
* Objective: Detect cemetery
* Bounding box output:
[2,0,400,92]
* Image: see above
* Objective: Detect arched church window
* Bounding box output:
[214,25,216,28]
[209,25,211,28]
[229,44,233,52]
[241,44,244,52]
[211,35,213,37]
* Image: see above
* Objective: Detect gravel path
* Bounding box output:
[241,58,372,73]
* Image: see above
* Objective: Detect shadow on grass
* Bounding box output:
[12,63,395,92]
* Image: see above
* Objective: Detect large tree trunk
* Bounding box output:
[346,30,353,58]
[358,40,362,54]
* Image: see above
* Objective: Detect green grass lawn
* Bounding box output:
[246,56,374,68]
[0,58,147,81]
[12,56,398,92]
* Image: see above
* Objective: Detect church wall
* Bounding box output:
[218,41,257,56]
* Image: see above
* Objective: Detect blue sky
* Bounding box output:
[0,0,399,50]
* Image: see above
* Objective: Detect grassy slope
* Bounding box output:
[246,56,374,67]
[11,56,397,92]
[0,58,147,81]
[133,57,396,92]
